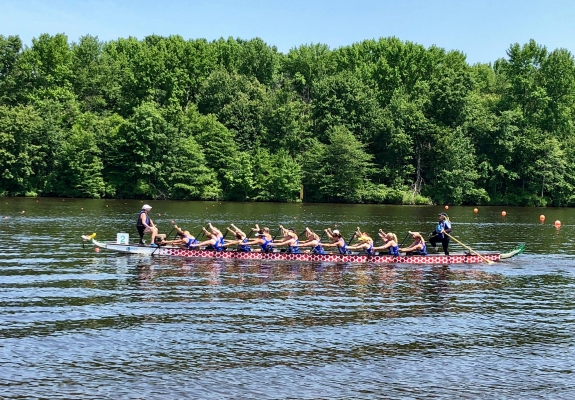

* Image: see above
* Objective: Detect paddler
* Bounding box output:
[400,231,428,255]
[322,228,349,254]
[159,225,197,248]
[373,232,400,256]
[346,231,375,255]
[244,225,274,252]
[297,227,325,254]
[189,231,224,251]
[225,224,251,252]
[273,225,300,254]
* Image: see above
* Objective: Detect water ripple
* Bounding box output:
[1,200,575,398]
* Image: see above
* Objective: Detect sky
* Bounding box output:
[2,0,575,64]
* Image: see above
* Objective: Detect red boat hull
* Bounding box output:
[155,247,501,264]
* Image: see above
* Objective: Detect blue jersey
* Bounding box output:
[418,243,428,256]
[238,238,250,252]
[312,241,325,254]
[287,239,300,254]
[260,237,273,252]
[389,244,399,256]
[364,243,375,256]
[211,237,224,251]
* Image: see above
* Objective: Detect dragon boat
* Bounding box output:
[82,235,525,265]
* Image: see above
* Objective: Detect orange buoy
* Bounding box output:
[501,211,507,216]
[95,247,100,253]
[445,205,449,210]
[539,215,545,221]
[21,210,25,214]
[473,208,478,213]
[554,220,561,227]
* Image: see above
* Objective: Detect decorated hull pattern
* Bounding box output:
[96,240,501,264]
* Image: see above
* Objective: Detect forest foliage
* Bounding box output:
[1,33,575,206]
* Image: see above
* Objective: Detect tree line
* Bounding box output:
[1,33,574,206]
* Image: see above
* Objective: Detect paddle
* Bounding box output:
[272,227,282,241]
[444,232,493,264]
[196,227,205,241]
[347,231,356,247]
[270,226,284,253]
[165,225,176,241]
[398,232,410,248]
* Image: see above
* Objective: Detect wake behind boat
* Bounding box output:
[81,235,525,265]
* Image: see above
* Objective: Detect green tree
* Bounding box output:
[197,68,267,151]
[0,35,23,105]
[0,105,43,195]
[45,113,106,198]
[311,70,385,143]
[251,147,302,202]
[282,43,334,103]
[302,125,373,202]
[423,127,488,205]
[184,107,254,200]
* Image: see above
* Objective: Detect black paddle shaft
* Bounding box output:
[272,227,282,241]
[196,228,205,241]
[164,227,176,241]
[399,232,410,248]
[347,232,356,245]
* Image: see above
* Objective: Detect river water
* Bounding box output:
[1,198,574,399]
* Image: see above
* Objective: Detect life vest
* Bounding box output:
[136,210,149,228]
[435,221,451,239]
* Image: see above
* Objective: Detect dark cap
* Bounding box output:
[288,228,296,232]
[439,212,448,216]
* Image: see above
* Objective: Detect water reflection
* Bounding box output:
[115,259,514,310]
